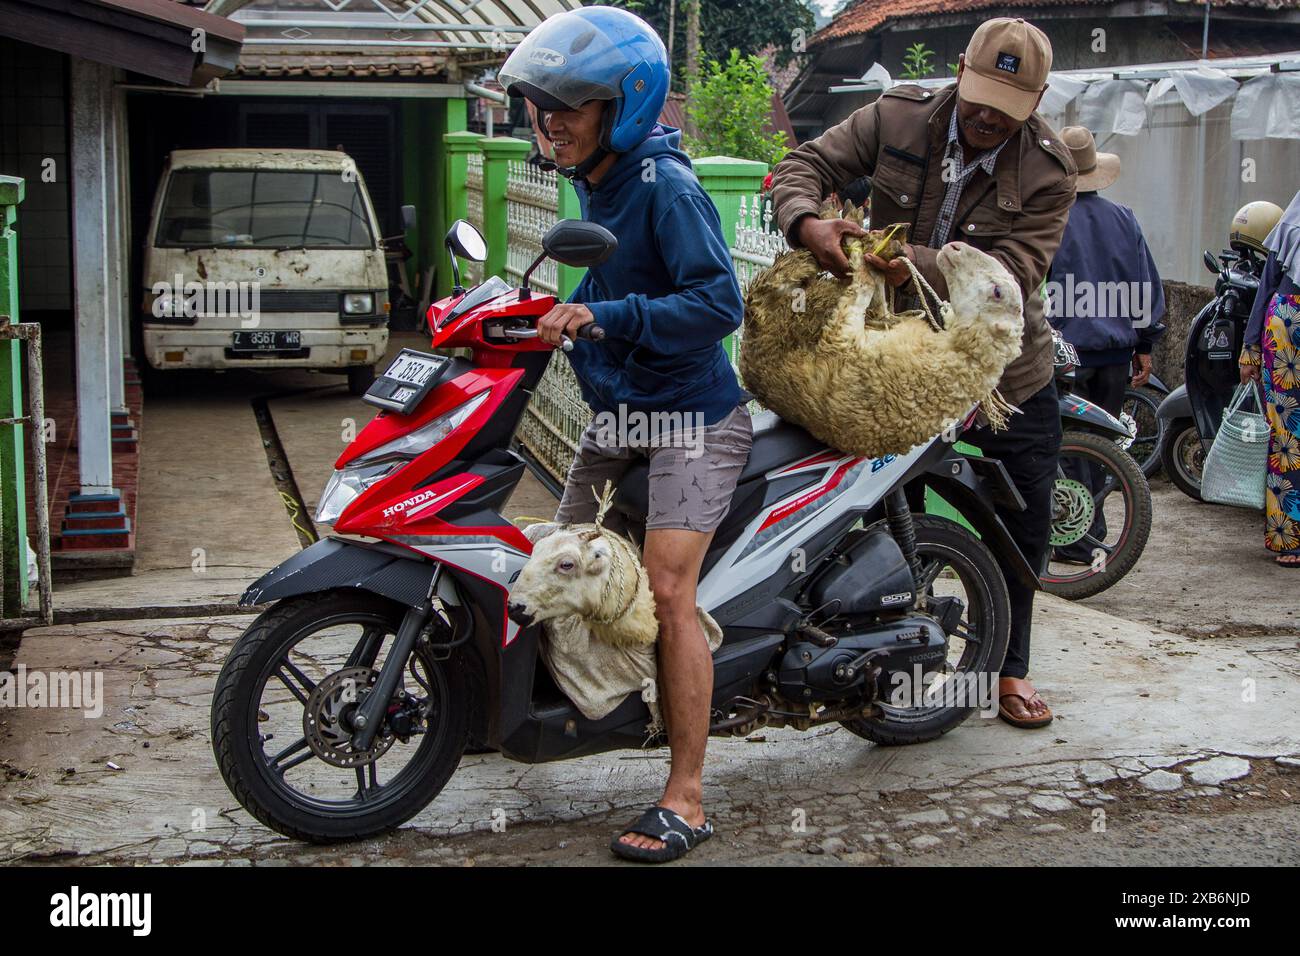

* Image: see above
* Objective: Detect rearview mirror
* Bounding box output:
[542,220,618,268]
[446,219,486,263]
[444,219,487,295]
[1203,250,1219,274]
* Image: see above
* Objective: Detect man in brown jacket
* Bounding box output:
[771,17,1076,728]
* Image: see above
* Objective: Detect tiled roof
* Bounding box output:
[812,0,1300,47]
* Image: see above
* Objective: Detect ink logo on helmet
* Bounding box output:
[527,47,567,67]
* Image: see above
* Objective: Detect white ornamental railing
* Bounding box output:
[518,190,786,484]
[464,151,484,285]
[505,160,560,294]
[726,193,788,366]
[510,159,571,479]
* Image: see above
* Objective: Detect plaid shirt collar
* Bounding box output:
[945,106,1007,177]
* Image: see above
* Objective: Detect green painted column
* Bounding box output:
[441,130,484,298]
[693,155,769,248]
[479,136,531,282]
[693,155,768,363]
[555,176,585,300]
[0,175,28,614]
[401,100,432,294]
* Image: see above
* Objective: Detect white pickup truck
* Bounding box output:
[141,148,392,393]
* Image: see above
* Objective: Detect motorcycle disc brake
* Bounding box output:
[1050,477,1095,547]
[303,666,397,768]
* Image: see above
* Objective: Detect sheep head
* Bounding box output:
[935,241,1024,343]
[507,524,625,628]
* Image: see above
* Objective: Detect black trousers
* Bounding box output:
[963,379,1062,680]
[1059,362,1129,550]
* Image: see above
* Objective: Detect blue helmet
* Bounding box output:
[499,6,670,155]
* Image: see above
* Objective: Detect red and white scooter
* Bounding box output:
[212,219,1033,844]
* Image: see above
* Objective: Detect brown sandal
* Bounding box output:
[998,677,1053,729]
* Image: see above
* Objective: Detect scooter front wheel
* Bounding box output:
[1160,418,1204,501]
[211,590,469,844]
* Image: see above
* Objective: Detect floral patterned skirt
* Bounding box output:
[1261,293,1300,554]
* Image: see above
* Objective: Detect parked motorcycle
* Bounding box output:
[1040,333,1152,601]
[211,219,1040,844]
[1157,247,1264,500]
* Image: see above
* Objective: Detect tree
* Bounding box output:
[684,49,789,165]
[684,0,700,136]
[612,0,815,85]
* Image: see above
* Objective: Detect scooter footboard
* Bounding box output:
[240,536,436,608]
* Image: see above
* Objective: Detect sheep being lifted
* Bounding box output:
[739,204,1026,459]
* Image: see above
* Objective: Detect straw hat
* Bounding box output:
[1060,126,1121,191]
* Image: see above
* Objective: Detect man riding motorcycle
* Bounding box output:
[499,5,753,863]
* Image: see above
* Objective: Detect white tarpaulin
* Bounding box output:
[1040,73,1089,122]
[1077,80,1150,136]
[1146,65,1239,116]
[1231,72,1300,139]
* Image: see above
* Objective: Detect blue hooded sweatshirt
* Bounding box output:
[566,125,745,426]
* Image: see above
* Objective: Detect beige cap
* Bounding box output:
[958,18,1052,122]
[1061,126,1120,191]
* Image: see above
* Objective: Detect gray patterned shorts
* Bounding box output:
[555,404,753,533]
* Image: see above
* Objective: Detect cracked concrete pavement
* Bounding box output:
[5,357,1300,866]
[2,589,1296,866]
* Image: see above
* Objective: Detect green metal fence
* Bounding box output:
[0,174,53,627]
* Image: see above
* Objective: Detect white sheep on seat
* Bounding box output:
[510,518,659,648]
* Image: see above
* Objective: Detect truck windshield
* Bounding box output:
[156,169,376,249]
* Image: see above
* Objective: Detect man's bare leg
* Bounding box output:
[616,527,714,852]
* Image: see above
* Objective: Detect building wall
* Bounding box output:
[877,17,1201,81]
[0,37,72,314]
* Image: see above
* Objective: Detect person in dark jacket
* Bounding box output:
[1046,126,1165,562]
[499,6,752,863]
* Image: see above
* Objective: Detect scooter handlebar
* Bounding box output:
[560,323,605,352]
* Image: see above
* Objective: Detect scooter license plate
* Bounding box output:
[364,349,450,415]
[231,330,301,351]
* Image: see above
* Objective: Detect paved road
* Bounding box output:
[6,354,1299,866]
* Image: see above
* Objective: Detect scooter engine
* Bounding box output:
[774,616,949,703]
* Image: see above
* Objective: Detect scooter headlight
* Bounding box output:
[315,459,402,525]
[314,391,490,524]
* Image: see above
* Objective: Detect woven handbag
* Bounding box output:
[1201,382,1269,510]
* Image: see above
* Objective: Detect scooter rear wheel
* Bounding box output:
[1042,430,1152,600]
[840,516,1011,747]
[211,590,469,843]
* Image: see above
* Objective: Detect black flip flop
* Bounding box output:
[1276,555,1300,568]
[610,805,713,863]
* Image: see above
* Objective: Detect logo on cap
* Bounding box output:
[995,52,1021,74]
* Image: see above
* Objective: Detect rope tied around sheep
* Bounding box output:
[583,480,646,627]
[848,224,1016,434]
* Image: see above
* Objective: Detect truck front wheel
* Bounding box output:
[347,365,376,396]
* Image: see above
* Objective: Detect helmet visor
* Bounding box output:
[499,11,629,111]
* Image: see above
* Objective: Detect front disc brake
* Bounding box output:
[1050,477,1095,547]
[303,666,396,768]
